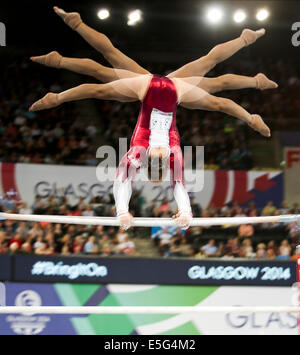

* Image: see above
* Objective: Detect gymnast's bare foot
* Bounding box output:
[53,6,82,30]
[29,93,59,112]
[30,51,62,68]
[255,73,278,90]
[248,114,271,137]
[241,28,266,46]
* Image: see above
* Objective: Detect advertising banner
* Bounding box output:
[0,255,11,281]
[0,163,283,209]
[298,254,300,283]
[13,255,296,287]
[284,147,300,205]
[0,282,298,335]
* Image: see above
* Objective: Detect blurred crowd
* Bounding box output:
[151,198,300,260]
[0,188,299,261]
[0,58,99,166]
[0,56,299,169]
[0,191,137,257]
[155,224,299,261]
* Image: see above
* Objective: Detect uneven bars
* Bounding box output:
[0,212,299,227]
[0,306,299,314]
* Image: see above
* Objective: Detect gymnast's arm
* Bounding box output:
[113,175,134,230]
[173,182,193,230]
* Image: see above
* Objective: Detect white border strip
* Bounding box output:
[0,306,299,314]
[0,213,299,227]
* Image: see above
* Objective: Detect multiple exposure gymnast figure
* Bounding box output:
[29,7,278,230]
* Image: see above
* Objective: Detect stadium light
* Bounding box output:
[256,8,270,22]
[97,9,110,20]
[233,9,247,24]
[206,6,224,25]
[127,10,142,26]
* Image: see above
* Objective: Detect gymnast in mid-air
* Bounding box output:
[30,7,278,230]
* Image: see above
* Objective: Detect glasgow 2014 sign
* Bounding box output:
[0,255,296,287]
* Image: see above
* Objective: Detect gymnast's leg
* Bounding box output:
[29,75,153,112]
[53,7,150,75]
[30,52,143,83]
[168,29,265,78]
[197,73,278,94]
[30,52,118,82]
[172,78,271,137]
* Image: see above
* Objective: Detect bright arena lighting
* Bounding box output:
[256,8,270,22]
[233,9,247,24]
[97,9,110,20]
[127,9,142,26]
[206,7,224,25]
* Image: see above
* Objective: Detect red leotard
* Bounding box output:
[131,75,179,148]
[114,75,190,216]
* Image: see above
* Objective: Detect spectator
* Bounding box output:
[201,239,218,257]
[245,202,258,217]
[28,223,44,239]
[1,191,17,210]
[256,243,266,259]
[160,198,171,216]
[177,237,193,257]
[262,201,277,216]
[135,190,145,216]
[159,227,173,246]
[235,207,246,217]
[33,235,44,251]
[100,246,114,257]
[116,235,136,255]
[19,202,32,214]
[238,224,254,238]
[158,227,173,255]
[0,231,7,253]
[99,235,113,251]
[145,200,159,217]
[8,232,23,249]
[94,225,105,239]
[265,247,277,260]
[223,238,234,257]
[61,244,71,255]
[116,230,130,244]
[290,203,300,215]
[231,237,241,258]
[73,244,83,255]
[35,242,48,255]
[278,201,290,215]
[82,236,98,254]
[190,198,202,217]
[20,240,32,253]
[240,238,254,258]
[82,205,95,217]
[165,242,182,257]
[71,235,84,253]
[267,240,278,255]
[9,242,20,253]
[277,240,291,260]
[86,121,97,137]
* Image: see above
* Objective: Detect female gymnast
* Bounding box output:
[29,7,278,230]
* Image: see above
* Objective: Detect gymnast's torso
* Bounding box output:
[131,75,180,149]
[116,75,184,184]
[114,76,190,216]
